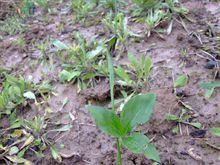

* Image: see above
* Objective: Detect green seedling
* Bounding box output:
[200,81,220,98]
[12,37,26,51]
[71,0,96,23]
[173,74,188,96]
[55,33,107,90]
[103,13,139,56]
[100,0,124,11]
[86,38,160,164]
[115,53,152,87]
[144,9,166,37]
[210,127,220,137]
[131,0,188,36]
[167,109,202,134]
[0,16,26,36]
[0,74,33,115]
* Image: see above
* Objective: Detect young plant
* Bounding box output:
[0,16,27,36]
[0,74,33,115]
[86,38,160,164]
[71,0,96,23]
[54,33,107,90]
[144,9,166,37]
[100,0,124,11]
[103,13,138,57]
[200,81,220,98]
[166,109,202,134]
[173,74,188,96]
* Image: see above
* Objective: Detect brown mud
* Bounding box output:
[0,0,220,164]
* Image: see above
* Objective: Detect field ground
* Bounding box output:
[0,0,220,164]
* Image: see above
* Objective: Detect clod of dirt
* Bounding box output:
[190,129,207,138]
[80,79,110,101]
[204,60,220,69]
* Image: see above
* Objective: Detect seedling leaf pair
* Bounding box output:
[86,93,160,162]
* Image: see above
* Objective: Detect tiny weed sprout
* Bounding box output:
[103,12,139,57]
[115,52,153,88]
[54,33,107,90]
[71,0,96,23]
[86,37,160,164]
[200,81,220,98]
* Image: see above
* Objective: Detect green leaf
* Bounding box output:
[23,91,36,100]
[107,50,115,109]
[144,56,152,79]
[6,156,31,164]
[86,105,126,137]
[174,75,188,88]
[144,143,160,162]
[121,133,150,154]
[115,66,131,83]
[204,88,214,98]
[50,146,62,163]
[128,52,138,69]
[53,40,69,50]
[121,93,156,133]
[210,127,220,137]
[87,44,104,59]
[59,70,80,82]
[166,114,179,121]
[200,82,220,90]
[189,122,202,129]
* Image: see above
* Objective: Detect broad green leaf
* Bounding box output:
[86,105,126,137]
[144,143,160,162]
[174,75,188,88]
[23,91,36,100]
[122,133,150,154]
[53,40,69,50]
[210,127,220,137]
[121,93,156,133]
[50,146,62,163]
[200,82,220,90]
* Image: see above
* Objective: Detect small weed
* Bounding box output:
[103,13,139,57]
[54,33,107,90]
[71,0,96,23]
[0,16,26,36]
[167,109,202,133]
[115,53,152,88]
[200,81,220,98]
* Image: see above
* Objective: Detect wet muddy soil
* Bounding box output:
[0,0,220,164]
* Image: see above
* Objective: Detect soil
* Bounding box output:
[0,0,220,165]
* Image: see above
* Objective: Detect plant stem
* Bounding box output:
[116,139,122,165]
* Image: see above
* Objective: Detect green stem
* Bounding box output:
[116,139,122,165]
